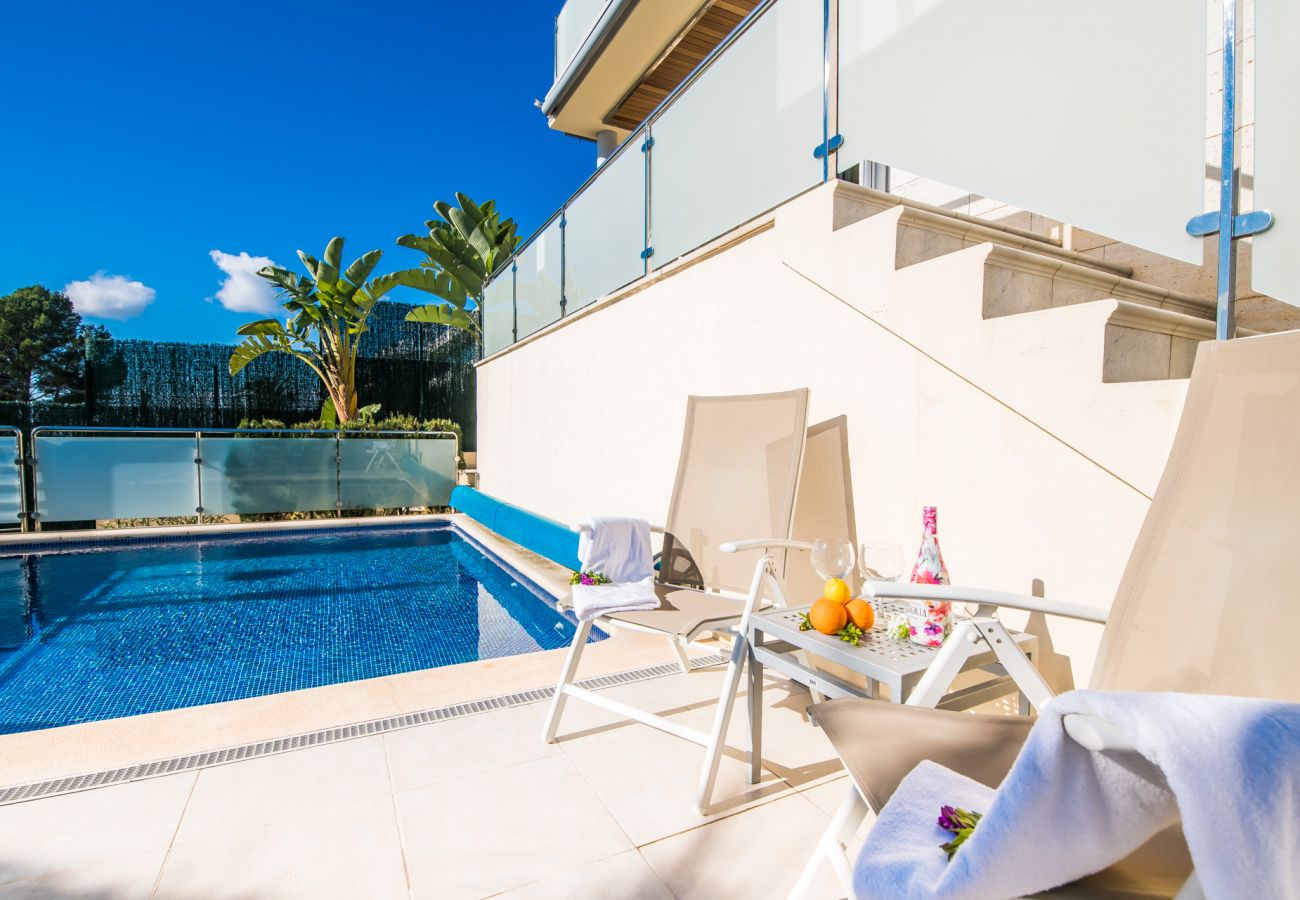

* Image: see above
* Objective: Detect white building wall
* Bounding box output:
[475,187,1189,690]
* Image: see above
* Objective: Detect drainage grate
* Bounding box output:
[0,654,728,806]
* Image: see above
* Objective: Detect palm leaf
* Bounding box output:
[404,302,480,335]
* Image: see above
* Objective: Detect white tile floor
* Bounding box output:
[0,667,869,899]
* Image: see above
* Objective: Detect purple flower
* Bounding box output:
[924,621,942,635]
[937,805,961,832]
[580,574,594,585]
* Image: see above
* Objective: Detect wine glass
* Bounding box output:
[810,537,856,582]
[859,542,904,585]
[860,542,904,647]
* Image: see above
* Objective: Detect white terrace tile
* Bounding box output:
[0,773,195,884]
[384,705,563,794]
[155,796,407,900]
[173,735,392,845]
[495,850,674,900]
[396,754,632,900]
[558,707,791,847]
[680,676,845,790]
[0,848,167,899]
[640,792,844,900]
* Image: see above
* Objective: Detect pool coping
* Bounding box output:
[0,652,726,806]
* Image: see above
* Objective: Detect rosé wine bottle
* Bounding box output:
[907,506,952,647]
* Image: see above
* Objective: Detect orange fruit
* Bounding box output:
[823,578,851,605]
[809,598,848,635]
[845,598,875,631]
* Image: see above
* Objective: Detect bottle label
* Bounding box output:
[908,598,952,647]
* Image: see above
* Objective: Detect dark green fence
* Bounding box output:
[0,302,477,448]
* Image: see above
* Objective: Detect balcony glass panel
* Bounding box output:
[556,0,612,80]
[35,435,198,522]
[339,436,458,510]
[1252,0,1300,307]
[199,436,338,516]
[482,270,515,357]
[839,0,1205,264]
[514,218,564,340]
[0,435,21,525]
[649,0,823,267]
[565,131,646,312]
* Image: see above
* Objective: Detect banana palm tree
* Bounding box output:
[228,237,398,423]
[372,194,519,341]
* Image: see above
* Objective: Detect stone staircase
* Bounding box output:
[778,180,1210,493]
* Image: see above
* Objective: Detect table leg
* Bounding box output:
[747,637,763,786]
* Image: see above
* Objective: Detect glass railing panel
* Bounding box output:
[556,0,611,80]
[649,0,823,267]
[514,217,564,340]
[34,435,198,522]
[838,0,1205,265]
[199,435,338,516]
[565,131,647,313]
[338,435,458,511]
[1252,0,1300,307]
[481,271,515,357]
[0,434,20,526]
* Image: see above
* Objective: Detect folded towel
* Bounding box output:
[571,577,659,623]
[577,516,654,583]
[570,516,659,622]
[855,690,1300,900]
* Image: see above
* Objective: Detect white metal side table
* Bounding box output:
[744,599,1038,782]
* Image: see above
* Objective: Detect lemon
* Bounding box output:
[823,577,851,604]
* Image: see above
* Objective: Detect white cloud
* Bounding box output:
[63,272,156,321]
[209,250,280,314]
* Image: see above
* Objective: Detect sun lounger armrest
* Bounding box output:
[1062,712,1139,753]
[865,582,1108,624]
[719,538,815,554]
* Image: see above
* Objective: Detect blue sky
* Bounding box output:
[0,1,593,343]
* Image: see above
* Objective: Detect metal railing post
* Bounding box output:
[642,126,654,271]
[1186,0,1273,340]
[194,431,204,525]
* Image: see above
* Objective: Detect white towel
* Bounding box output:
[855,690,1300,900]
[570,516,659,623]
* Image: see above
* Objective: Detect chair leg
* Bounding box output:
[541,619,592,744]
[668,635,692,674]
[789,784,868,900]
[694,628,749,814]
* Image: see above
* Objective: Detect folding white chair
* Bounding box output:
[541,389,812,813]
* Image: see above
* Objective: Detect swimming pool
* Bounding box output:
[0,523,596,734]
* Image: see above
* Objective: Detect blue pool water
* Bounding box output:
[0,524,596,734]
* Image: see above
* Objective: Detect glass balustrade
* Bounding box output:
[481,271,515,357]
[1252,0,1300,307]
[34,435,199,522]
[564,130,647,312]
[339,435,458,510]
[24,430,458,525]
[649,0,823,267]
[838,0,1206,266]
[199,435,339,516]
[514,216,565,340]
[0,433,21,526]
[555,0,612,81]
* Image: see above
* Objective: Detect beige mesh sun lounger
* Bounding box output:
[541,389,815,814]
[793,329,1300,898]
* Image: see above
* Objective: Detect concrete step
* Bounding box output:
[831,181,1134,279]
[981,244,1216,324]
[1101,301,1219,382]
